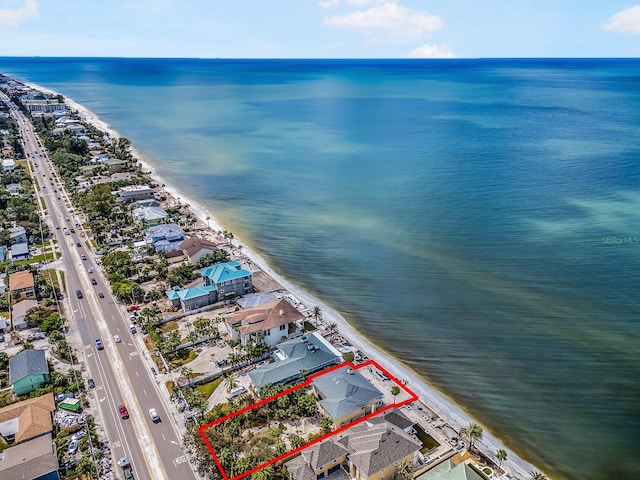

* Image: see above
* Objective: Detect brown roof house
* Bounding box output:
[0,392,54,444]
[285,414,422,480]
[225,298,304,346]
[9,270,36,300]
[179,237,220,264]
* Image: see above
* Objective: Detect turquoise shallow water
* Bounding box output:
[2,58,640,480]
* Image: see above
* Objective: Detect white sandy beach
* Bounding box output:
[20,78,538,479]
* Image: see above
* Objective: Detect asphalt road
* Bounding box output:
[4,93,198,480]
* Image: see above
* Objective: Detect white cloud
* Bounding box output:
[320,0,383,7]
[406,43,456,58]
[319,0,340,8]
[324,1,443,42]
[0,0,38,28]
[603,5,640,34]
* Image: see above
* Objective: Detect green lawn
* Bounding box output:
[196,377,223,400]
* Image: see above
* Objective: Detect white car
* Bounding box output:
[114,335,121,343]
[68,439,79,455]
[148,407,161,423]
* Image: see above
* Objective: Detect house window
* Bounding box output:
[265,330,271,336]
[280,325,286,331]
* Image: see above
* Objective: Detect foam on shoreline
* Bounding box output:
[17,78,538,479]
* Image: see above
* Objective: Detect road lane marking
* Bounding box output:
[174,455,187,466]
[143,390,147,396]
[99,397,106,402]
[162,433,166,440]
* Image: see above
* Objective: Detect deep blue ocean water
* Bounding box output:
[2,58,639,480]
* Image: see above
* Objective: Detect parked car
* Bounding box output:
[129,324,137,334]
[68,439,79,455]
[119,405,129,420]
[87,378,95,389]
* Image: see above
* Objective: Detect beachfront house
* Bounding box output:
[165,285,218,312]
[9,349,50,395]
[201,260,253,301]
[9,270,36,299]
[311,365,384,428]
[414,459,485,480]
[116,185,155,203]
[248,332,343,391]
[145,223,185,253]
[285,415,422,480]
[133,205,168,225]
[0,393,54,444]
[179,237,220,264]
[224,298,304,346]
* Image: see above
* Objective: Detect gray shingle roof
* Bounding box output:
[284,455,316,480]
[301,439,349,470]
[248,333,342,389]
[369,408,416,431]
[0,432,59,479]
[335,420,422,478]
[313,365,383,420]
[9,349,48,384]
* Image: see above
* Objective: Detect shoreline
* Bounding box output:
[19,77,538,479]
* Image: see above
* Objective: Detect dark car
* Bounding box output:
[87,378,95,389]
[95,339,104,350]
[119,405,129,420]
[91,278,97,285]
[76,290,83,299]
[70,228,75,233]
[98,292,105,298]
[76,242,81,247]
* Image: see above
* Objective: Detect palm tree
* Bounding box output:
[225,374,237,393]
[530,471,548,480]
[327,321,338,341]
[312,306,322,330]
[180,366,194,383]
[459,422,483,452]
[251,465,274,480]
[496,448,508,471]
[391,385,401,403]
[395,459,414,480]
[320,416,333,434]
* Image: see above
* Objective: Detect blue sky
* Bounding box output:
[1,0,639,58]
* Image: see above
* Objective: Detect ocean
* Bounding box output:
[1,57,639,480]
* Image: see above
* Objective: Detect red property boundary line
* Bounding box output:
[199,359,419,480]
